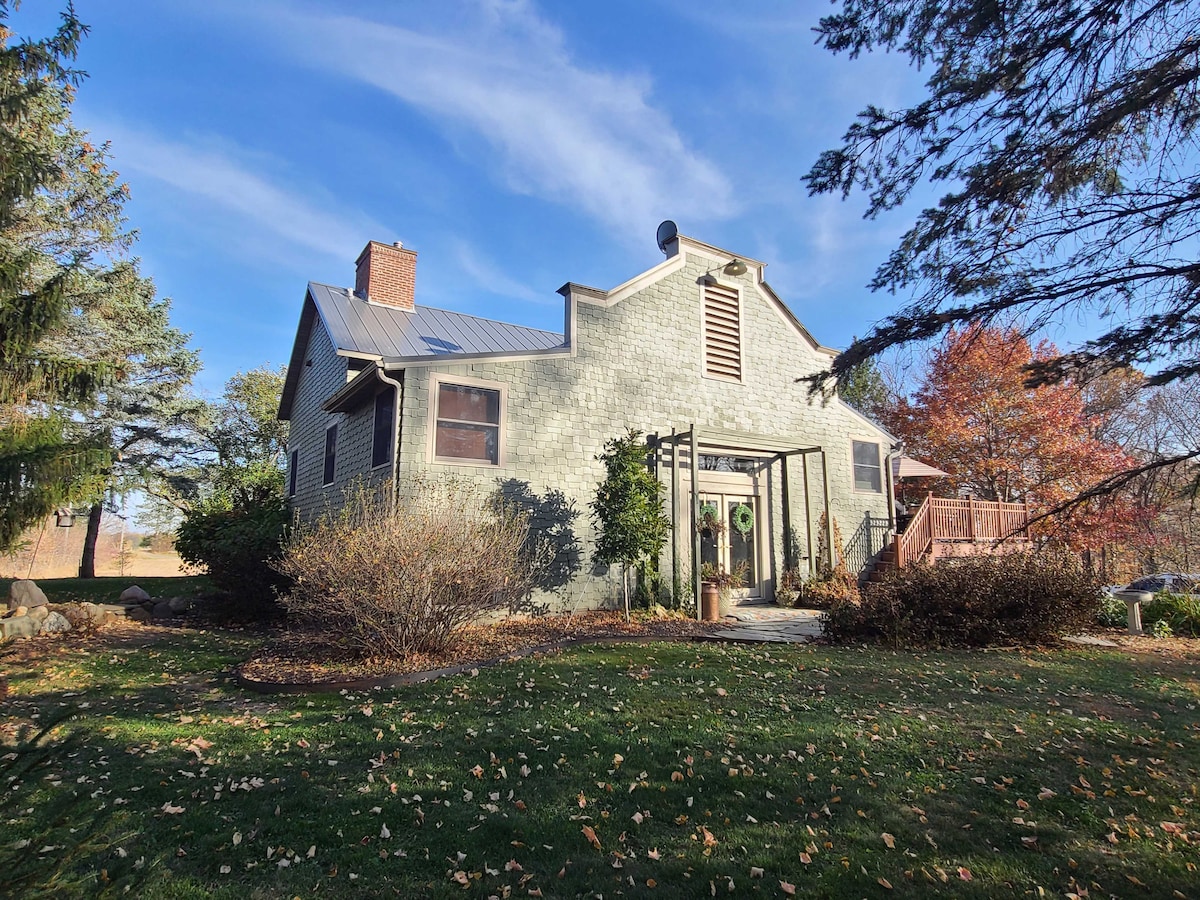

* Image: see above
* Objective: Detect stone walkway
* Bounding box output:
[715,604,825,643]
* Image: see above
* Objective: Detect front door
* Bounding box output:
[698,492,761,600]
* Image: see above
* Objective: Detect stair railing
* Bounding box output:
[896,493,933,568]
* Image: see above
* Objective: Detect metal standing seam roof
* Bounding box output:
[307,281,566,359]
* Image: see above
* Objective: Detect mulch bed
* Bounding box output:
[238,612,728,689]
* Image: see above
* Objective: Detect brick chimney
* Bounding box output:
[355,240,417,310]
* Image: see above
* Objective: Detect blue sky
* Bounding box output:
[18,0,926,395]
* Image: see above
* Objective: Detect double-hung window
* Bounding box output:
[432,377,503,465]
[852,440,882,492]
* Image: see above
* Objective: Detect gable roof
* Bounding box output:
[309,281,565,358]
[278,282,567,419]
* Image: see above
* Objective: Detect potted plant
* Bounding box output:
[698,502,725,537]
[775,568,802,607]
[701,562,746,619]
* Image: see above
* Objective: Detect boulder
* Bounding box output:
[41,611,71,634]
[0,615,39,639]
[94,603,126,624]
[128,606,152,624]
[27,605,50,623]
[167,597,191,614]
[9,579,48,611]
[119,585,151,603]
[151,600,176,620]
[8,605,27,618]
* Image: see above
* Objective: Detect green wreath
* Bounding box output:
[731,503,754,535]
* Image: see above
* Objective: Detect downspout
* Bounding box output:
[377,364,404,509]
[884,442,903,535]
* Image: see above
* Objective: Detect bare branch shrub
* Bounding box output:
[275,477,538,657]
[824,550,1100,648]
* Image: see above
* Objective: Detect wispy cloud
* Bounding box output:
[260,0,734,239]
[98,123,382,264]
[452,240,552,306]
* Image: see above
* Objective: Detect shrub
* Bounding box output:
[1096,592,1127,628]
[1142,591,1200,637]
[795,515,859,609]
[175,496,290,614]
[824,550,1100,648]
[275,478,538,658]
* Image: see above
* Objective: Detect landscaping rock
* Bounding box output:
[119,585,151,603]
[95,603,126,624]
[128,606,152,624]
[27,605,50,623]
[41,611,71,634]
[9,579,48,611]
[167,597,191,615]
[0,615,38,639]
[151,600,176,620]
[9,605,27,618]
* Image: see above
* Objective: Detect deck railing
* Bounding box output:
[896,494,1031,568]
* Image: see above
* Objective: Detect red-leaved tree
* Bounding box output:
[895,326,1151,551]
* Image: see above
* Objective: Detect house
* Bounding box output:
[278,225,901,609]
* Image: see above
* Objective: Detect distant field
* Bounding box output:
[1,514,187,580]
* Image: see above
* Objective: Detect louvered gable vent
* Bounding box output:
[703,281,742,380]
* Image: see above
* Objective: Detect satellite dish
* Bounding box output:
[655,220,678,254]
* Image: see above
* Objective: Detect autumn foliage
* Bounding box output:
[892,326,1147,550]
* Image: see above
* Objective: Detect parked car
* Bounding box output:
[1123,573,1199,594]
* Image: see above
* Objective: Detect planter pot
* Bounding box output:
[700,581,721,622]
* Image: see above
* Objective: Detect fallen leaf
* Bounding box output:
[882,833,895,849]
[581,825,601,851]
[780,880,796,895]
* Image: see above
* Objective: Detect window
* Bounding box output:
[288,449,298,497]
[703,281,741,380]
[372,387,395,469]
[852,440,882,492]
[433,379,502,465]
[699,454,759,473]
[323,424,338,485]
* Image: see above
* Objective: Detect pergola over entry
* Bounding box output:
[653,426,898,619]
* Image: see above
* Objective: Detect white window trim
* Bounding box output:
[428,372,507,468]
[850,437,883,494]
[370,386,395,472]
[699,277,745,385]
[322,423,338,486]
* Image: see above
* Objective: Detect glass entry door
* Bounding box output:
[698,493,761,599]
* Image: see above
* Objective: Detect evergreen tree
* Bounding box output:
[0,4,131,549]
[66,265,202,577]
[806,0,1200,487]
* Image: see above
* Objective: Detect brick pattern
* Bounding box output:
[355,241,417,310]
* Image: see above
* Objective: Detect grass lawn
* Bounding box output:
[2,625,1198,898]
[0,575,213,606]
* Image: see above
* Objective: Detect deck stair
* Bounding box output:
[866,493,1032,581]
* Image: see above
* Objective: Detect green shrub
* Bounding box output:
[824,550,1100,648]
[1142,591,1200,637]
[175,497,290,615]
[1096,592,1127,628]
[275,479,538,658]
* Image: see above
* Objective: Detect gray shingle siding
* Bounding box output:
[286,244,893,610]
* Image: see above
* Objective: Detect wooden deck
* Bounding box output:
[895,494,1031,569]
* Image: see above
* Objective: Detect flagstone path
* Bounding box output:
[713,604,825,644]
